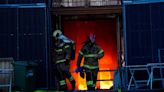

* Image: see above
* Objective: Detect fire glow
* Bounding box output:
[64,19,118,90]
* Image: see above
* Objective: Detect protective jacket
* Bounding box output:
[53,42,71,64]
[77,43,104,90]
[52,42,75,90]
[77,43,104,69]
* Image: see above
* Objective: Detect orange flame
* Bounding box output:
[99,72,113,89]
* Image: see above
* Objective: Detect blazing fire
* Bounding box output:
[77,73,87,90]
[99,72,113,89]
[78,83,87,90]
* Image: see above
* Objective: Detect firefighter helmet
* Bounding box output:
[89,33,96,43]
[53,29,62,38]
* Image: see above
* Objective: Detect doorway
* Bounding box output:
[63,17,118,90]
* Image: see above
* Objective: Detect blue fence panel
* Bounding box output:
[0,8,18,59]
[125,3,153,65]
[0,0,7,4]
[18,8,48,88]
[125,2,164,65]
[0,7,48,89]
[124,1,164,89]
[0,0,45,4]
[123,0,164,5]
[16,0,45,4]
[151,2,164,63]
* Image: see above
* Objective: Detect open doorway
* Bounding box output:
[62,16,120,90]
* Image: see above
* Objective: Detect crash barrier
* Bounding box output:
[0,58,14,92]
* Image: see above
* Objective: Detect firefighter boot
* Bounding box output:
[71,80,75,91]
[60,85,67,91]
[88,86,95,91]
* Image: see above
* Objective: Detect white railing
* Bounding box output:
[52,0,121,7]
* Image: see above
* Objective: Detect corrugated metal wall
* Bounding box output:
[124,2,164,65]
[0,4,49,88]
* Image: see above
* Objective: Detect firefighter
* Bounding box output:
[76,33,104,90]
[52,30,75,91]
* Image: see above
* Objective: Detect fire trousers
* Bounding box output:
[84,68,98,90]
[54,62,75,91]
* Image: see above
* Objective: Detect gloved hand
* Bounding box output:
[75,67,83,73]
[75,67,85,78]
[95,54,101,59]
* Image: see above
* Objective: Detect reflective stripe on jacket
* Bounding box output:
[77,43,104,69]
[53,43,71,64]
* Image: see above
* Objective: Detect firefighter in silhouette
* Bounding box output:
[76,33,104,90]
[52,30,75,91]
